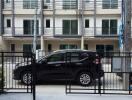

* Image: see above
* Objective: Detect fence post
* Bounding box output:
[1,52,4,93]
[98,76,101,95]
[32,53,36,100]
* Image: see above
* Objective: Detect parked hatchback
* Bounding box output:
[13,49,104,86]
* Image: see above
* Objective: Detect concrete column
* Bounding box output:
[53,0,55,35]
[81,36,84,50]
[40,0,45,51]
[94,0,96,36]
[41,36,44,51]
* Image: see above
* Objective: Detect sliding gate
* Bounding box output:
[66,52,132,95]
[0,52,35,94]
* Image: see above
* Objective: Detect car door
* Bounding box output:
[65,52,83,78]
[41,53,67,80]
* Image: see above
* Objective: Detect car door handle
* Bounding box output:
[55,64,61,67]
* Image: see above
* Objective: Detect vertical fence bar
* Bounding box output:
[32,53,36,100]
[1,52,4,93]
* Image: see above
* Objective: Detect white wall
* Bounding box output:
[4,15,122,36]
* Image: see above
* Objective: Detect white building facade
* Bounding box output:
[0,0,130,53]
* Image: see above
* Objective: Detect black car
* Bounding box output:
[13,49,104,86]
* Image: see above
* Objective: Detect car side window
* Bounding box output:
[80,52,89,60]
[71,52,80,62]
[47,53,64,62]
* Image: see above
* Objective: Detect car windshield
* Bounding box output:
[37,53,54,63]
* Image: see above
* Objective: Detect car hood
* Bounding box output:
[15,61,32,67]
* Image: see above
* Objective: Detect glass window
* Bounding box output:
[63,20,70,35]
[46,19,50,28]
[102,19,117,35]
[6,0,10,3]
[23,0,38,9]
[63,0,77,9]
[63,20,78,35]
[46,0,50,3]
[7,19,11,28]
[71,20,78,35]
[102,20,109,35]
[23,20,39,35]
[102,0,118,9]
[60,44,77,50]
[71,52,80,62]
[110,20,117,34]
[47,53,64,62]
[85,19,89,28]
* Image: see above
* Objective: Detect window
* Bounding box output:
[71,52,80,62]
[96,45,114,52]
[23,20,39,35]
[48,44,52,52]
[102,0,118,9]
[7,19,11,28]
[63,20,78,35]
[23,44,40,57]
[6,0,10,3]
[46,0,50,3]
[63,0,77,9]
[60,44,77,49]
[85,19,89,28]
[23,0,38,9]
[47,53,64,62]
[46,19,50,28]
[96,44,114,56]
[84,44,88,50]
[102,19,117,35]
[11,44,15,52]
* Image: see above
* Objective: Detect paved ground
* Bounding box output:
[0,93,132,100]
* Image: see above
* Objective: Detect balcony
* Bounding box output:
[2,27,126,38]
[2,1,122,15]
[3,27,41,37]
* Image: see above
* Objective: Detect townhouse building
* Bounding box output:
[0,0,129,54]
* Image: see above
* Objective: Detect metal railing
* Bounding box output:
[3,0,122,10]
[66,52,132,95]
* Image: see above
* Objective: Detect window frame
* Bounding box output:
[85,19,89,28]
[46,19,50,28]
[102,19,117,35]
[7,19,11,28]
[63,20,78,35]
[102,0,118,9]
[47,53,65,63]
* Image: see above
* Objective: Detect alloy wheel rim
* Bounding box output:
[80,74,90,85]
[23,73,32,84]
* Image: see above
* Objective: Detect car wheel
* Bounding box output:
[77,72,92,86]
[21,71,32,85]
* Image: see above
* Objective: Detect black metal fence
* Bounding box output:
[66,52,132,95]
[0,52,35,94]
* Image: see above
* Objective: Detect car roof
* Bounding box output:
[53,49,96,54]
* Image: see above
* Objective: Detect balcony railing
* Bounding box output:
[3,0,121,11]
[3,27,41,37]
[3,27,121,37]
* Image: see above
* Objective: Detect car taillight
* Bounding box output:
[93,56,100,64]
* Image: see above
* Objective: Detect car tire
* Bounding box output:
[21,71,32,85]
[77,72,92,86]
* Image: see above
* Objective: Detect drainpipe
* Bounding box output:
[0,0,4,36]
[81,0,84,50]
[12,0,15,36]
[40,0,44,51]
